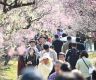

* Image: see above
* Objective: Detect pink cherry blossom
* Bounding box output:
[17,45,26,55]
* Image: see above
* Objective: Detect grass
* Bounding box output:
[0,59,17,80]
[89,52,96,59]
[0,52,96,80]
[89,52,96,67]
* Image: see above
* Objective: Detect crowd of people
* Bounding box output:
[16,30,96,80]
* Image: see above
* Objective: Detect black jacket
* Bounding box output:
[25,53,39,67]
[52,39,63,54]
[66,48,80,70]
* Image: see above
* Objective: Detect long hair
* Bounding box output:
[28,48,35,55]
[27,48,36,60]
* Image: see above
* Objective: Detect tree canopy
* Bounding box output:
[0,0,96,48]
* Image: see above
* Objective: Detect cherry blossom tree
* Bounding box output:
[0,0,96,54]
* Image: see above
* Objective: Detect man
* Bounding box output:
[60,63,71,74]
[37,36,46,51]
[28,39,39,57]
[48,60,63,80]
[62,33,67,37]
[56,29,64,38]
[52,35,63,56]
[37,35,52,48]
[62,36,72,53]
[66,43,80,70]
[40,44,57,62]
[76,37,85,52]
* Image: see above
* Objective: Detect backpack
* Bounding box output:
[67,48,80,63]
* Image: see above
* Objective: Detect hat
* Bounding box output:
[29,39,36,43]
[39,53,52,62]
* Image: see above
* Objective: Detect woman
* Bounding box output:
[76,50,92,80]
[18,55,25,77]
[25,48,39,67]
[48,60,63,80]
[38,53,53,80]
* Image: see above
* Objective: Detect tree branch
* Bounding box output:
[12,2,35,8]
[0,1,10,6]
[23,9,51,29]
[0,0,35,13]
[2,0,7,13]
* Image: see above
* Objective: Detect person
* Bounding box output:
[56,70,85,80]
[4,46,11,66]
[37,36,46,51]
[56,63,71,80]
[56,72,85,80]
[55,73,76,80]
[52,35,63,57]
[56,63,73,80]
[4,53,11,66]
[40,44,57,62]
[62,36,72,53]
[76,50,92,80]
[48,60,63,80]
[56,29,62,38]
[38,53,53,80]
[92,69,96,80]
[17,45,26,77]
[76,37,85,52]
[21,67,43,80]
[25,48,39,67]
[66,43,80,70]
[28,39,39,57]
[72,69,85,80]
[48,36,52,43]
[43,31,49,40]
[58,52,70,68]
[18,55,26,77]
[34,33,40,40]
[62,33,67,37]
[60,63,71,74]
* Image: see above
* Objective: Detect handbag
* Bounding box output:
[82,58,93,74]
